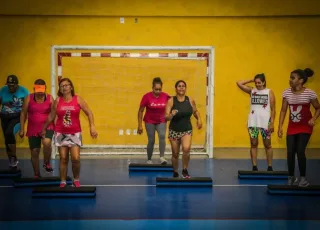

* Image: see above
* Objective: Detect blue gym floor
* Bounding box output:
[0,157,320,229]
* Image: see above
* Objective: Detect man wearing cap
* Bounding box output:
[0,75,29,168]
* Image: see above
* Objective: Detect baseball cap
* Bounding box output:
[6,75,19,85]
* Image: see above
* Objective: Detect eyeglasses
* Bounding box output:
[60,84,70,88]
[154,88,162,91]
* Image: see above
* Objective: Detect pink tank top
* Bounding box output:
[55,95,82,134]
[26,93,54,137]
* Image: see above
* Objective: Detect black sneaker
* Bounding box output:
[267,166,273,171]
[173,171,179,178]
[43,163,53,173]
[252,166,258,171]
[182,169,190,178]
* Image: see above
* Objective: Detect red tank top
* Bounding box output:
[26,93,54,136]
[55,95,81,134]
[282,88,318,135]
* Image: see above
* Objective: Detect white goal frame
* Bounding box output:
[50,46,215,158]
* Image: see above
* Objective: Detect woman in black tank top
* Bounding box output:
[165,80,202,178]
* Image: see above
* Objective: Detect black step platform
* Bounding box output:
[32,186,96,198]
[238,170,288,179]
[156,177,213,187]
[0,168,22,178]
[129,163,173,172]
[267,184,320,195]
[14,176,72,187]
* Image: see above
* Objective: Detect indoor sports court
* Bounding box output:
[1,0,320,229]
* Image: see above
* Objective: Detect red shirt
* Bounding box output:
[282,88,317,135]
[140,92,170,124]
[55,95,82,134]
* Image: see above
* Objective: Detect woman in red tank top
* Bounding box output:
[42,78,97,188]
[278,68,320,187]
[19,79,54,177]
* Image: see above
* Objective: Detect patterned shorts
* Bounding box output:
[168,129,192,140]
[54,132,82,147]
[248,127,271,140]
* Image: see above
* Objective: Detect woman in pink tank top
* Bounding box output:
[42,78,97,188]
[19,79,54,177]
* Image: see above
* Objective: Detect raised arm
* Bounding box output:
[278,98,288,138]
[19,95,30,137]
[236,79,254,94]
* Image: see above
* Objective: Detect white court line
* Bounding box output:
[0,184,267,188]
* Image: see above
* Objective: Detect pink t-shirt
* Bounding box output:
[140,92,170,124]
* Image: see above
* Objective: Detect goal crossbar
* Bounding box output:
[50,45,215,158]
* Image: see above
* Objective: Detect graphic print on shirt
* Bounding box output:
[251,92,268,107]
[289,105,302,123]
[61,105,75,127]
[2,95,24,113]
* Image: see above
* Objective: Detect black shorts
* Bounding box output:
[28,130,54,149]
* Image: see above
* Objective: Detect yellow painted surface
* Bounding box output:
[62,56,207,146]
[1,0,320,16]
[0,2,320,151]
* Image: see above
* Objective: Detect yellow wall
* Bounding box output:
[1,0,320,150]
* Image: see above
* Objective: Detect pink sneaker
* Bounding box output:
[60,182,67,188]
[72,180,81,187]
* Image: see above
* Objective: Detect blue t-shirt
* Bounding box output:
[0,85,29,115]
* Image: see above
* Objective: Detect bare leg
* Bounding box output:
[170,139,180,174]
[263,138,273,169]
[70,146,81,180]
[42,138,52,165]
[30,148,40,176]
[59,147,69,182]
[250,138,258,170]
[181,134,192,170]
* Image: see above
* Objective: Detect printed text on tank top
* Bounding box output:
[282,88,317,135]
[247,88,271,129]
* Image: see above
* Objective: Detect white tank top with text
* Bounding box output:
[247,88,271,129]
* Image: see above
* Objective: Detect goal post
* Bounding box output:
[50,46,215,158]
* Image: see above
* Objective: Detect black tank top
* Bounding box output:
[169,96,193,132]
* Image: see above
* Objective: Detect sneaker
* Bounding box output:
[160,157,167,165]
[288,176,298,186]
[9,157,19,168]
[173,171,179,178]
[43,163,53,173]
[146,160,153,164]
[267,166,273,171]
[60,181,67,188]
[252,166,258,171]
[298,177,310,187]
[72,180,81,188]
[182,169,190,178]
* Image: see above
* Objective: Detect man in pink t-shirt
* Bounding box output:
[138,77,170,164]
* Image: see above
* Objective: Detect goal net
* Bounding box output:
[51,46,214,158]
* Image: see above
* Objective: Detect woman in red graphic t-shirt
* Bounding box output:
[137,77,170,165]
[278,68,320,187]
[42,78,97,188]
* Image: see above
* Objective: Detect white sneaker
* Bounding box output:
[146,160,153,164]
[298,177,310,187]
[160,157,167,165]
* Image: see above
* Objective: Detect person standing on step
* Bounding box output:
[19,79,54,178]
[165,80,202,178]
[41,77,98,188]
[138,77,170,165]
[236,73,276,171]
[278,68,320,187]
[0,75,29,169]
